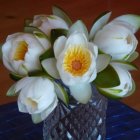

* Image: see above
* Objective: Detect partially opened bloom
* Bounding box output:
[47,32,98,103]
[30,15,69,36]
[98,63,134,98]
[16,77,58,117]
[2,33,50,76]
[93,19,138,60]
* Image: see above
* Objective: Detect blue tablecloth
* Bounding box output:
[0,100,140,140]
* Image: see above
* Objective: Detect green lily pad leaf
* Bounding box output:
[6,83,18,96]
[94,65,120,88]
[39,48,54,62]
[68,20,89,39]
[54,82,69,105]
[24,19,33,26]
[113,14,140,33]
[127,51,139,62]
[51,28,68,45]
[96,87,122,99]
[89,11,111,40]
[9,73,23,81]
[97,54,111,73]
[52,6,72,26]
[31,113,42,124]
[111,61,138,71]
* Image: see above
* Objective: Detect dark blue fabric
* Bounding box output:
[0,100,140,140]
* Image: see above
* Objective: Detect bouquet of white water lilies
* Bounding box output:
[1,6,139,123]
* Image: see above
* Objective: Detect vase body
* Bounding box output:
[43,85,107,140]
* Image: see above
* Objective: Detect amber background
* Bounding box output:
[0,0,140,111]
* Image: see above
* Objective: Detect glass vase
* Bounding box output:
[43,85,107,140]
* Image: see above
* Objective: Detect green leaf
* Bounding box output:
[28,70,47,77]
[39,48,54,62]
[97,54,111,73]
[50,28,68,45]
[111,61,138,71]
[31,113,43,124]
[54,82,69,105]
[9,73,23,81]
[113,14,140,33]
[68,20,89,39]
[52,6,72,26]
[127,51,139,62]
[94,65,120,88]
[89,11,111,40]
[24,19,33,26]
[6,84,18,96]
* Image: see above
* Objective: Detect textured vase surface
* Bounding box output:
[43,85,107,140]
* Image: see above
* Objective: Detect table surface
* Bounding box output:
[0,0,140,111]
[0,100,140,140]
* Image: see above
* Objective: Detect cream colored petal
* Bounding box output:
[69,83,92,104]
[66,32,88,48]
[54,36,67,59]
[96,54,111,73]
[41,58,60,79]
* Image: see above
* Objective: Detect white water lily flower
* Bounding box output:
[30,15,69,36]
[2,33,50,76]
[52,32,98,103]
[93,21,138,60]
[16,77,58,115]
[99,63,133,98]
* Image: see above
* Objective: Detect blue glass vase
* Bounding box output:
[43,85,107,140]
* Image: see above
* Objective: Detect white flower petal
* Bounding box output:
[15,77,34,92]
[41,96,58,120]
[88,69,97,82]
[34,32,51,50]
[17,97,28,113]
[69,83,92,104]
[54,36,67,59]
[41,58,60,79]
[16,77,57,114]
[96,54,111,73]
[88,42,98,58]
[66,32,88,48]
[6,33,23,41]
[47,15,69,29]
[2,56,15,72]
[111,14,140,33]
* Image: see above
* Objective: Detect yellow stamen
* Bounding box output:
[26,98,37,110]
[13,41,28,61]
[63,45,91,76]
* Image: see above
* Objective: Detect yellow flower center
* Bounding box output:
[13,41,28,61]
[26,98,38,110]
[63,45,91,76]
